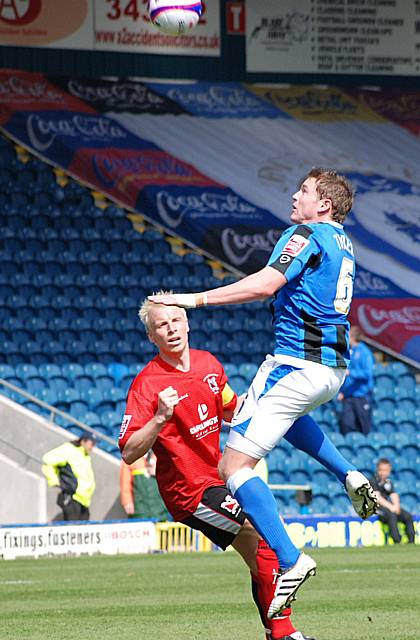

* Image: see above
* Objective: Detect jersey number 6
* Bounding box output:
[334,257,354,315]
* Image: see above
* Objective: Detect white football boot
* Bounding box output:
[268,552,317,619]
[345,470,378,519]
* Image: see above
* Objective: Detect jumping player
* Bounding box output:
[149,168,378,618]
[119,298,315,640]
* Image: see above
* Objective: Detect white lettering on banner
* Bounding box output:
[67,80,165,108]
[26,114,127,152]
[0,76,62,103]
[283,234,310,257]
[156,191,260,228]
[355,271,390,294]
[221,228,281,265]
[0,522,156,559]
[166,86,263,113]
[357,304,420,336]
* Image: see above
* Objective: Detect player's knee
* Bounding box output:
[218,457,229,482]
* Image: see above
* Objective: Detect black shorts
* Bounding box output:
[181,485,246,550]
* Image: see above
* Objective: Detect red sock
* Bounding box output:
[252,540,296,639]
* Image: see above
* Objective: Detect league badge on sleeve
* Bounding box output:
[283,234,310,257]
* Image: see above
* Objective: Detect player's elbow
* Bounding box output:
[121,447,136,466]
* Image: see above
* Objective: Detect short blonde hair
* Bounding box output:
[138,291,187,332]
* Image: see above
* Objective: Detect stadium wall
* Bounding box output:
[0,395,125,524]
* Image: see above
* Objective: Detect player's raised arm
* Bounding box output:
[148,266,287,309]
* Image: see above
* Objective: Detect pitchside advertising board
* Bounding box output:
[0,0,220,56]
[1,517,418,559]
[0,521,157,560]
[246,0,420,75]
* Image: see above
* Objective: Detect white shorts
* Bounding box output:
[226,354,346,459]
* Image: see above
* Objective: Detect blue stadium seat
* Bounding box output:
[70,400,89,419]
[40,387,59,406]
[84,362,108,378]
[228,375,249,396]
[238,362,259,381]
[311,495,330,514]
[0,364,15,378]
[399,493,419,512]
[345,432,369,447]
[312,469,334,484]
[25,376,46,395]
[107,362,129,384]
[48,376,70,394]
[100,410,122,430]
[60,363,84,379]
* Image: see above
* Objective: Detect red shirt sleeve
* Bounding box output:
[118,384,155,452]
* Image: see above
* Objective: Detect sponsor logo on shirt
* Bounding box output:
[203,373,220,394]
[282,234,310,257]
[189,408,219,438]
[119,414,132,439]
[198,403,209,422]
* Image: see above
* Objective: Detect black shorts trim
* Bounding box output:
[181,485,246,550]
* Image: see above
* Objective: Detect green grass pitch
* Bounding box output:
[1,546,419,640]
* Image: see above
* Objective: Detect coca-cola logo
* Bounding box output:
[155,191,261,228]
[0,0,41,25]
[27,114,127,151]
[354,271,390,294]
[0,76,62,103]
[357,304,420,336]
[92,154,195,189]
[67,80,165,109]
[221,228,281,266]
[166,86,265,113]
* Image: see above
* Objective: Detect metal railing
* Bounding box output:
[0,377,117,448]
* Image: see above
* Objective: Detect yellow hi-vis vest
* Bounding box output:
[42,442,95,508]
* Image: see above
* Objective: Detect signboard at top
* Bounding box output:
[0,0,220,57]
[246,0,420,76]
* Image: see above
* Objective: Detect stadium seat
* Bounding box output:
[228,375,248,396]
[237,362,259,381]
[0,364,15,378]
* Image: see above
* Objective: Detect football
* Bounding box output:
[148,0,202,36]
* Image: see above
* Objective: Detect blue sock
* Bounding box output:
[285,415,356,484]
[229,470,300,570]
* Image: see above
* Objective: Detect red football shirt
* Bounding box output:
[118,349,237,521]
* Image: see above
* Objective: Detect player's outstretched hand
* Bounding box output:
[156,386,180,423]
[148,292,207,308]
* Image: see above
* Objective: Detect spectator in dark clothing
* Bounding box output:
[338,326,374,435]
[370,458,415,544]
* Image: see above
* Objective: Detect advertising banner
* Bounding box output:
[0,0,220,56]
[0,520,156,560]
[0,69,418,363]
[1,516,418,559]
[246,0,420,76]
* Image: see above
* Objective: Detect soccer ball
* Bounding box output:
[148,0,202,36]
